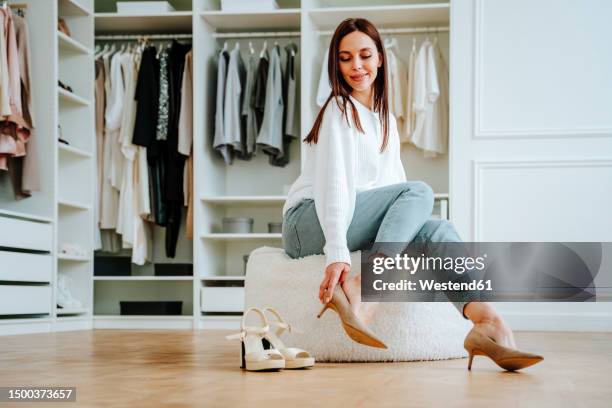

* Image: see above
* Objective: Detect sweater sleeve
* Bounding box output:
[312,101,356,268]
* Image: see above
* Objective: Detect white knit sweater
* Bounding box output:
[283,95,407,267]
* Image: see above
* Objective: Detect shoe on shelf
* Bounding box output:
[317,285,387,349]
[464,328,544,371]
[225,307,285,371]
[261,307,315,369]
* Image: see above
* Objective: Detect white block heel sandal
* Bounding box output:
[261,307,315,369]
[226,307,285,371]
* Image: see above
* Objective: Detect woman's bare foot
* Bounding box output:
[464,302,517,349]
[341,274,379,325]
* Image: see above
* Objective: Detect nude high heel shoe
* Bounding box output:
[464,328,543,371]
[317,285,387,349]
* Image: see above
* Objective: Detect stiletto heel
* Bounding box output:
[464,328,543,371]
[316,285,387,349]
[316,303,329,318]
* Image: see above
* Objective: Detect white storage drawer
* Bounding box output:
[201,286,244,312]
[0,285,52,315]
[0,251,53,282]
[0,217,53,251]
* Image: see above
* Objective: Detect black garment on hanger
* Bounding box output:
[164,40,191,258]
[251,51,269,133]
[132,45,159,147]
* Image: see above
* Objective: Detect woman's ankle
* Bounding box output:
[464,302,502,325]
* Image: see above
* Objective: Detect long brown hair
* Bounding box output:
[304,18,389,152]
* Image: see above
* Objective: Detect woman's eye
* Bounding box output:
[361,54,372,59]
[340,57,351,62]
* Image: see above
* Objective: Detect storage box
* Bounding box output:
[154,263,193,276]
[94,256,131,276]
[201,286,244,313]
[222,217,253,233]
[117,1,175,14]
[220,0,279,12]
[119,301,182,315]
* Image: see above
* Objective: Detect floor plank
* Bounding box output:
[0,330,611,407]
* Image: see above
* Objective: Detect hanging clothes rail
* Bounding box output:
[95,33,193,40]
[316,26,449,36]
[212,31,300,39]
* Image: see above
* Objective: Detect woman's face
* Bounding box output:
[337,31,382,93]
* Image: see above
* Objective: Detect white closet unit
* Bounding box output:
[0,0,95,336]
[92,0,195,330]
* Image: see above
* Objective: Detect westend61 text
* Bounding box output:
[372,279,493,292]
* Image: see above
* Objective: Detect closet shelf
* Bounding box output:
[308,3,450,30]
[58,199,90,211]
[201,276,245,281]
[94,12,193,34]
[56,307,89,315]
[93,276,193,281]
[0,209,53,223]
[200,9,300,31]
[201,195,286,205]
[59,0,92,17]
[200,233,282,240]
[58,143,92,159]
[58,31,91,55]
[94,315,193,320]
[58,253,91,262]
[58,87,92,107]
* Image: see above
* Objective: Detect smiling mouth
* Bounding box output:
[350,73,368,82]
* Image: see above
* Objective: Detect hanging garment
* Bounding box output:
[223,45,246,159]
[0,10,11,116]
[410,39,448,158]
[106,51,125,191]
[283,43,299,138]
[402,39,417,141]
[156,48,169,141]
[385,40,409,142]
[241,51,257,159]
[94,58,105,250]
[256,45,285,165]
[5,13,37,197]
[165,40,191,258]
[185,154,193,240]
[99,51,123,230]
[212,47,231,164]
[116,51,139,248]
[251,49,269,133]
[178,50,192,156]
[316,47,331,107]
[133,46,159,147]
[266,43,298,168]
[99,52,121,252]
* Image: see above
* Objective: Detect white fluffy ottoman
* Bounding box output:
[244,246,471,362]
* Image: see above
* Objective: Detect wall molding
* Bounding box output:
[472,157,612,241]
[472,0,612,139]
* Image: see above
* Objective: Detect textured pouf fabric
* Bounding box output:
[244,246,472,362]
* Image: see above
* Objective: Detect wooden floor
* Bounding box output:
[0,330,611,407]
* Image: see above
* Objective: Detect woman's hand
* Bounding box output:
[319,262,350,304]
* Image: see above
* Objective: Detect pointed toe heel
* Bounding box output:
[464,328,543,372]
[317,286,387,349]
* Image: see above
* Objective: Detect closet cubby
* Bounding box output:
[56,0,95,325]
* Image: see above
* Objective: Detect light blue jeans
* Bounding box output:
[282,181,481,319]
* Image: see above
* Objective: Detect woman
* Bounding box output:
[281,18,543,371]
